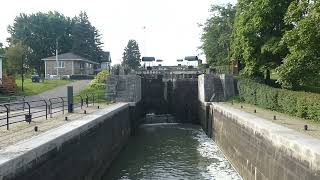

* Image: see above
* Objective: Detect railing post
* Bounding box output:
[93,94,95,106]
[97,92,100,105]
[67,86,73,113]
[23,96,25,111]
[60,97,65,114]
[25,102,31,124]
[49,99,53,118]
[4,105,9,130]
[80,96,83,109]
[26,102,31,115]
[43,100,48,120]
[85,94,89,107]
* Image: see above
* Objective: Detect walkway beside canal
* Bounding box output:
[25,80,90,101]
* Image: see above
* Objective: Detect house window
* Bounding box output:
[58,61,64,68]
[80,63,85,69]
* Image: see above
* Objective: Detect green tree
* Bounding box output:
[0,43,4,55]
[231,0,292,78]
[71,11,104,62]
[200,4,236,67]
[0,43,7,73]
[5,42,29,91]
[8,11,73,76]
[7,11,104,77]
[122,40,141,70]
[277,0,320,88]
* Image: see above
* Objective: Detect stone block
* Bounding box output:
[106,75,141,102]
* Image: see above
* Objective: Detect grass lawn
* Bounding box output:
[74,86,109,105]
[15,79,73,96]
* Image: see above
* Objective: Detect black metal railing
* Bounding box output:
[0,92,108,130]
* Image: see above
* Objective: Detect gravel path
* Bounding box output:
[0,103,110,149]
[226,102,320,139]
[0,80,91,127]
[25,80,90,101]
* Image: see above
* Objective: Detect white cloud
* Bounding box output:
[0,0,236,65]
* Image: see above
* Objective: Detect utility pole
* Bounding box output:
[56,38,59,77]
[143,26,147,68]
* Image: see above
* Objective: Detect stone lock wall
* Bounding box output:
[198,75,320,180]
[210,103,320,180]
[106,75,141,102]
[198,74,235,102]
[0,103,133,180]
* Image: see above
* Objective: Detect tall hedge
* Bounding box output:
[237,79,320,121]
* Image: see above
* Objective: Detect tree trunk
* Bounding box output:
[21,56,24,92]
[266,69,271,80]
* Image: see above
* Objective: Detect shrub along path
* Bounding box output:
[226,102,320,139]
[237,78,320,121]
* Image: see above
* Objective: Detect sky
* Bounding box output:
[0,0,236,65]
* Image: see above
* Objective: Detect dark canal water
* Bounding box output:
[102,123,241,180]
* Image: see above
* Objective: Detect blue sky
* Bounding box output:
[0,0,237,65]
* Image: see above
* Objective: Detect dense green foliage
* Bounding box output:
[111,64,121,75]
[238,79,320,121]
[0,42,8,71]
[202,1,320,89]
[89,70,109,89]
[200,4,236,66]
[122,40,141,70]
[277,1,320,88]
[71,12,104,62]
[7,11,104,76]
[5,42,28,74]
[0,43,4,55]
[74,86,109,104]
[231,0,291,78]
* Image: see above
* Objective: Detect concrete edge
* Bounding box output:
[0,103,129,177]
[211,102,320,171]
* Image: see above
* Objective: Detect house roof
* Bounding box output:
[41,52,99,64]
[101,51,111,62]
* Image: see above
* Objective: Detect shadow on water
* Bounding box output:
[101,123,241,180]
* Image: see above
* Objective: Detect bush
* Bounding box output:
[237,78,320,121]
[89,70,109,89]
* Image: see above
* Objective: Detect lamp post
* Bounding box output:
[143,26,147,55]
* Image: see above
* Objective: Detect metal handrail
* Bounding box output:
[86,92,95,106]
[0,93,105,130]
